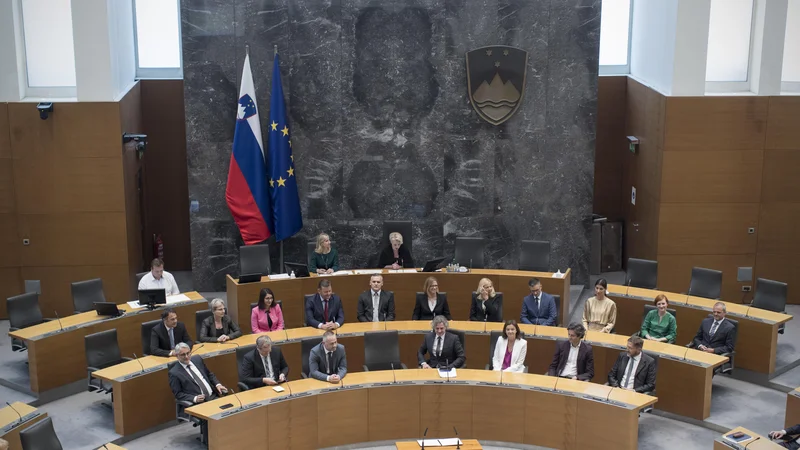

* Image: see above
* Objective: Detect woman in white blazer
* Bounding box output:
[492,320,527,372]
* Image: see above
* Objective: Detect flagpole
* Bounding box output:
[275,42,282,273]
[280,241,284,274]
[274,44,278,56]
[245,44,250,56]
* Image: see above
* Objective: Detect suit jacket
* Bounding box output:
[607,352,657,393]
[308,343,347,381]
[520,293,558,326]
[251,305,285,333]
[377,244,415,268]
[150,321,193,357]
[412,293,452,321]
[469,293,503,322]
[692,317,736,354]
[783,424,800,448]
[356,290,396,322]
[418,331,465,369]
[305,293,345,328]
[239,347,289,389]
[547,340,594,381]
[199,315,242,343]
[491,336,527,372]
[168,355,221,403]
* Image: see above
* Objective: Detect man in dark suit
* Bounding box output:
[309,331,348,383]
[151,307,192,357]
[520,278,558,326]
[418,315,465,370]
[168,342,228,404]
[769,424,800,449]
[607,335,657,393]
[305,279,345,330]
[239,335,289,389]
[357,274,396,322]
[692,302,736,355]
[547,323,594,381]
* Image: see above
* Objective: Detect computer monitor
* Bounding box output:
[284,262,311,278]
[420,257,447,272]
[138,289,166,310]
[238,273,262,284]
[94,302,123,317]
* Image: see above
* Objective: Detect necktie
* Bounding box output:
[534,297,539,312]
[436,336,442,357]
[262,355,272,380]
[323,300,329,323]
[373,292,380,322]
[710,321,720,336]
[168,327,175,349]
[622,357,634,389]
[326,351,333,374]
[186,364,211,397]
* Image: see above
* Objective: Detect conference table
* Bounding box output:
[787,387,800,428]
[6,292,208,393]
[92,320,725,436]
[395,439,481,450]
[225,268,573,331]
[186,369,656,450]
[713,427,784,449]
[607,284,793,374]
[0,403,47,450]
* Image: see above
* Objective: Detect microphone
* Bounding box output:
[54,310,63,331]
[340,376,344,389]
[453,426,461,449]
[192,344,205,354]
[391,362,397,384]
[421,427,429,450]
[445,358,450,383]
[232,392,244,411]
[219,341,240,347]
[5,401,22,424]
[132,353,145,373]
[500,367,504,385]
[469,259,473,273]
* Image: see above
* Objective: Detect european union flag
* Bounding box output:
[266,54,303,241]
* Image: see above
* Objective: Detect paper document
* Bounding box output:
[438,438,462,446]
[272,386,285,392]
[416,439,441,447]
[166,294,191,304]
[390,268,418,273]
[329,271,353,276]
[438,368,457,378]
[353,269,382,275]
[268,273,290,280]
[127,301,142,309]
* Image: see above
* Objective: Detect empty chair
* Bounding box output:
[363,331,406,371]
[85,329,131,394]
[19,416,63,450]
[24,280,41,294]
[382,220,413,254]
[141,319,162,356]
[485,330,503,370]
[454,237,486,269]
[519,240,551,272]
[235,344,257,392]
[625,258,658,289]
[301,337,323,378]
[7,292,47,352]
[240,244,271,276]
[688,267,722,299]
[195,309,214,341]
[71,278,106,314]
[447,329,466,367]
[135,272,149,287]
[752,278,789,334]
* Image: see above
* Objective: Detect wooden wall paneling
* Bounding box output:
[0,158,15,213]
[761,149,800,203]
[757,202,800,255]
[765,97,800,149]
[624,188,660,262]
[472,386,525,442]
[0,103,10,158]
[419,385,473,439]
[661,150,764,203]
[594,76,627,219]
[663,97,768,152]
[0,214,20,268]
[120,83,145,295]
[657,203,759,255]
[367,385,421,441]
[657,254,756,304]
[268,395,318,450]
[756,254,800,304]
[624,78,665,200]
[0,267,22,318]
[524,390,576,449]
[20,265,130,316]
[317,389,369,447]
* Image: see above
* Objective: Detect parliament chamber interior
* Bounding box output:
[1,0,800,449]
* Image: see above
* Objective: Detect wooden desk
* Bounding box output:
[786,387,800,428]
[101,444,127,450]
[396,439,481,449]
[187,370,655,450]
[713,427,784,449]
[226,269,572,332]
[7,292,208,393]
[608,285,792,374]
[0,403,47,450]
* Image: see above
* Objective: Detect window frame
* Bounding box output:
[598,0,634,75]
[705,0,757,93]
[132,0,183,80]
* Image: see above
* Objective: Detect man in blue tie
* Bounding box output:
[692,302,736,354]
[520,278,558,326]
[150,308,193,357]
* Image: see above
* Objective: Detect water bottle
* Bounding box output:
[290,271,296,279]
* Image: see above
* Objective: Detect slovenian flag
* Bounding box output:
[225,53,272,244]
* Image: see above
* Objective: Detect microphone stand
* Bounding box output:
[132,353,145,373]
[453,426,461,449]
[5,401,22,425]
[391,362,397,384]
[54,310,64,331]
[421,427,428,450]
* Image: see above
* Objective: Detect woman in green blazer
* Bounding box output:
[310,233,339,274]
[640,294,677,343]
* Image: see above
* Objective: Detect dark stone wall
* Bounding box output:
[183,0,600,291]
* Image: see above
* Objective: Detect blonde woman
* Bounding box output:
[378,232,415,269]
[310,233,338,274]
[412,277,451,320]
[469,278,503,322]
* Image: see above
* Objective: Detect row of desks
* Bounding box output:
[93,320,726,436]
[185,369,656,450]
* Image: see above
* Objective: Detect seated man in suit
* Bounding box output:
[168,342,228,404]
[547,323,594,381]
[309,331,347,383]
[418,315,466,370]
[769,424,800,449]
[151,308,192,357]
[520,278,558,326]
[607,335,657,393]
[305,279,345,330]
[691,302,736,355]
[357,274,396,322]
[239,335,289,389]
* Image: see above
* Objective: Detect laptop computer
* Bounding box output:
[238,273,262,284]
[94,302,123,317]
[138,289,167,310]
[420,257,447,273]
[284,262,311,278]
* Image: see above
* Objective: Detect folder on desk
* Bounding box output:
[723,432,752,443]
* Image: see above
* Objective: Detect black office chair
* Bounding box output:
[519,240,550,272]
[454,237,486,269]
[141,319,162,356]
[85,329,132,396]
[71,278,106,314]
[169,360,208,444]
[382,220,413,254]
[7,292,49,352]
[19,416,63,450]
[135,271,149,287]
[687,267,722,299]
[24,280,41,294]
[447,329,466,367]
[363,331,407,371]
[686,315,738,375]
[235,344,257,392]
[240,244,271,276]
[195,309,214,341]
[485,330,503,370]
[641,351,659,412]
[752,278,788,334]
[625,258,658,289]
[301,337,323,378]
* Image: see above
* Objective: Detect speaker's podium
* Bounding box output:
[396,439,481,449]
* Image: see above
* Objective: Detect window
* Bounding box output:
[782,0,800,90]
[599,0,632,74]
[20,0,77,95]
[133,0,182,78]
[706,0,754,83]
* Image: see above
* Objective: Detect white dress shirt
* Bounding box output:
[372,290,381,322]
[560,342,581,377]
[428,298,437,313]
[138,271,180,295]
[621,354,641,389]
[183,362,214,403]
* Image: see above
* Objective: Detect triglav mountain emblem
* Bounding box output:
[466,46,528,125]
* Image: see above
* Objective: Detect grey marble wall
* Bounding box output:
[184,0,600,291]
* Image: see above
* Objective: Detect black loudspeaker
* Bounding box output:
[601,222,622,272]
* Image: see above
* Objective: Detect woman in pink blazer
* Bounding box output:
[251,288,284,333]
